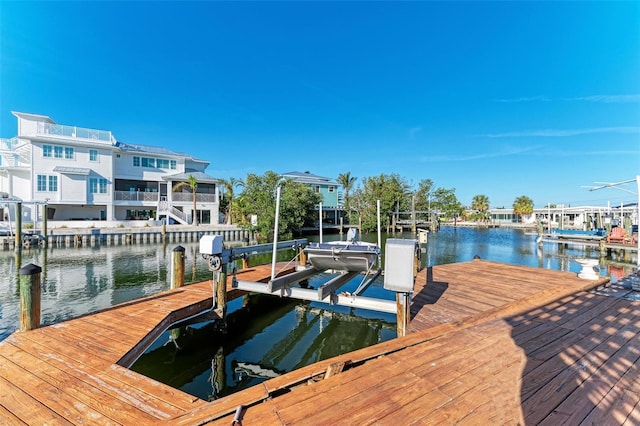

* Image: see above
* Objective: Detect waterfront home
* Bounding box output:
[0,112,221,227]
[281,170,342,225]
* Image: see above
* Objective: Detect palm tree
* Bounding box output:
[219,177,245,225]
[173,175,198,225]
[337,172,357,223]
[513,195,534,223]
[471,194,490,223]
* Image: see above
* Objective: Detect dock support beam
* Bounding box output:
[215,264,228,321]
[15,202,22,251]
[19,263,41,332]
[396,292,410,337]
[171,246,185,289]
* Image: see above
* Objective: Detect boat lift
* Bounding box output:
[200,235,417,335]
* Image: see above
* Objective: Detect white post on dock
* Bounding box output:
[319,202,323,243]
[377,200,381,249]
[271,184,282,281]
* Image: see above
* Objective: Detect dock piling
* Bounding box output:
[171,246,185,289]
[19,263,42,332]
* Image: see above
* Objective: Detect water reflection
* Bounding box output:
[131,291,396,401]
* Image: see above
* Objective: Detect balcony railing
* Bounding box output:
[0,137,19,151]
[171,192,218,203]
[37,122,115,144]
[114,191,159,202]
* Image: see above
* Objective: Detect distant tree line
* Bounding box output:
[215,171,535,242]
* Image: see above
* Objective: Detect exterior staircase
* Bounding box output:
[157,200,190,225]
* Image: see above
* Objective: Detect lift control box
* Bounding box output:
[199,235,224,256]
[383,238,417,293]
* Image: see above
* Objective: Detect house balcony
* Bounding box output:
[114,191,159,202]
[171,192,219,203]
[36,122,115,144]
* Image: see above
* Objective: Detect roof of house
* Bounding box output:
[163,171,219,184]
[281,171,338,185]
[12,111,56,124]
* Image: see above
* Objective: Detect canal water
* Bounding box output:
[0,227,636,401]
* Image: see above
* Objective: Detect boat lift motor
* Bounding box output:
[200,235,224,271]
[383,238,417,293]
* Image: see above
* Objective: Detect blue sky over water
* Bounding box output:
[1,1,638,208]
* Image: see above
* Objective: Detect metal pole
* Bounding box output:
[377,200,381,249]
[271,185,282,280]
[319,201,323,243]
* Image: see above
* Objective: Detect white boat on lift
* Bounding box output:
[304,228,380,273]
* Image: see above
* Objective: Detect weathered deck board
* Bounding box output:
[2,259,639,425]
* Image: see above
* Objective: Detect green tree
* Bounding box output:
[355,173,410,232]
[236,171,321,242]
[337,172,357,224]
[173,175,198,226]
[219,177,245,225]
[513,195,534,223]
[471,194,491,223]
[432,187,463,225]
[413,179,435,221]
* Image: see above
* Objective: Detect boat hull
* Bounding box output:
[305,242,379,272]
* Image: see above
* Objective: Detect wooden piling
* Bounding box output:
[396,292,410,337]
[215,264,228,320]
[19,263,41,332]
[171,246,185,289]
[15,202,22,250]
[42,204,48,248]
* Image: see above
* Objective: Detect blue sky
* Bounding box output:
[1,1,638,208]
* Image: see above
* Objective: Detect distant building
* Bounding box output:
[0,112,221,226]
[281,171,342,225]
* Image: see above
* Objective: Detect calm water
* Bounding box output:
[0,227,636,400]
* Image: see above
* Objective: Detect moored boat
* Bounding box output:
[304,228,380,273]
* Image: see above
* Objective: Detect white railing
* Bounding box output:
[0,137,19,151]
[114,190,159,202]
[158,201,189,224]
[37,122,115,144]
[171,192,218,202]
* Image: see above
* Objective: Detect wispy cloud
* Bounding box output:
[494,94,640,103]
[494,96,551,103]
[408,126,422,139]
[486,126,640,138]
[418,145,540,162]
[565,94,640,103]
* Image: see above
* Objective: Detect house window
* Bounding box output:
[141,157,155,168]
[89,149,98,162]
[64,147,74,159]
[37,175,47,191]
[170,160,176,169]
[54,146,63,158]
[36,175,57,192]
[43,145,53,158]
[133,156,140,167]
[90,178,108,194]
[48,176,58,191]
[156,159,169,169]
[89,178,98,193]
[328,186,335,193]
[313,185,320,193]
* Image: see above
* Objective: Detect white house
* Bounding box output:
[0,112,220,226]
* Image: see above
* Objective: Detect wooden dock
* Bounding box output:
[1,260,639,424]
